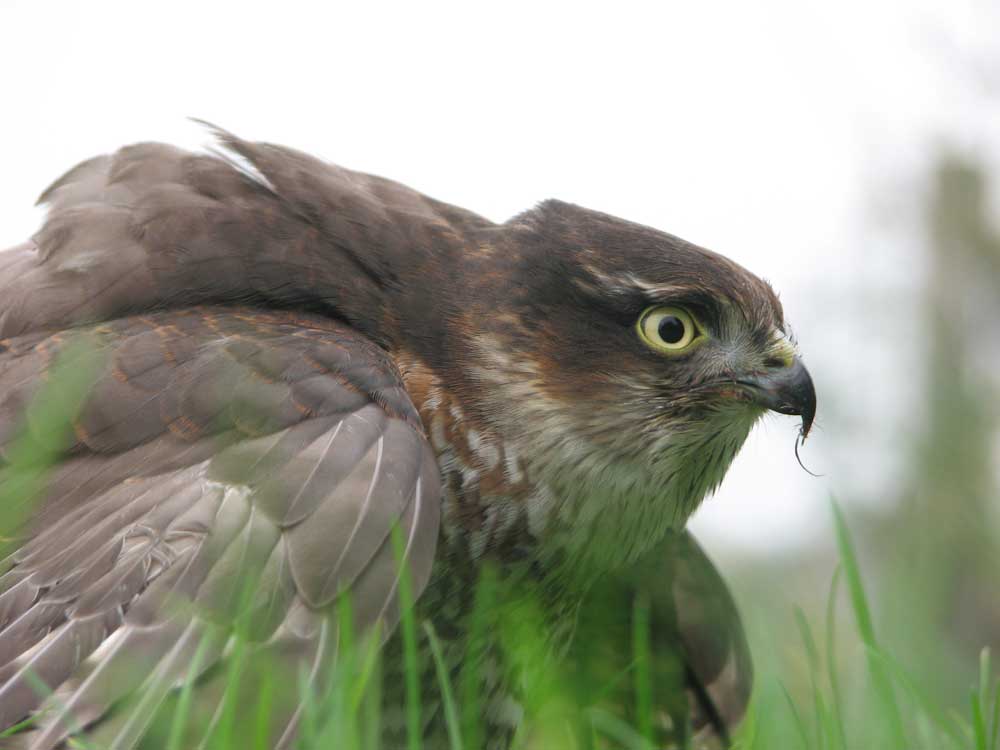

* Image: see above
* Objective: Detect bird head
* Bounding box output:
[432,200,816,566]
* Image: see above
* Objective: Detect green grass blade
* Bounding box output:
[337,592,359,748]
[207,635,249,749]
[823,565,848,750]
[423,621,464,750]
[991,678,1000,750]
[165,633,214,750]
[830,503,874,643]
[349,621,384,712]
[793,606,821,673]
[973,687,988,750]
[391,524,422,750]
[0,715,39,739]
[588,707,654,750]
[793,607,827,750]
[632,590,654,746]
[0,336,103,555]
[459,563,496,750]
[830,499,906,748]
[21,670,98,749]
[252,676,274,750]
[779,682,811,750]
[362,640,384,750]
[869,646,967,744]
[982,649,993,716]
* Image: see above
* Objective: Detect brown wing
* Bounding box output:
[0,126,489,346]
[664,531,753,745]
[572,530,752,747]
[0,313,441,750]
[0,126,477,748]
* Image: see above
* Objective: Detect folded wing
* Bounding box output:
[0,307,441,749]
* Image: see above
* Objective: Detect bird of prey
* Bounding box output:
[0,128,816,749]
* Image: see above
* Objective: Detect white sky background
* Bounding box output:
[1,0,998,557]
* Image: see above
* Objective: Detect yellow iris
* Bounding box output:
[637,306,702,354]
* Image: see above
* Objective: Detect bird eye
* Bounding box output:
[637,306,701,353]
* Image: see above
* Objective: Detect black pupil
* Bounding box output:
[658,315,686,344]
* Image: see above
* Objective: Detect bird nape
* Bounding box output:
[0,126,815,750]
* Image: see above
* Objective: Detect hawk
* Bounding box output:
[0,128,816,749]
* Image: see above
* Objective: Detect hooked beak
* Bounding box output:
[738,357,816,438]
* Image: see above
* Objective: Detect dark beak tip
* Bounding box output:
[745,357,817,438]
[800,409,816,440]
[795,364,817,440]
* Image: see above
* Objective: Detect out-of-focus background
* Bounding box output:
[2,0,998,743]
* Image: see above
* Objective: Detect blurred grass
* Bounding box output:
[0,336,103,557]
[731,500,999,750]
